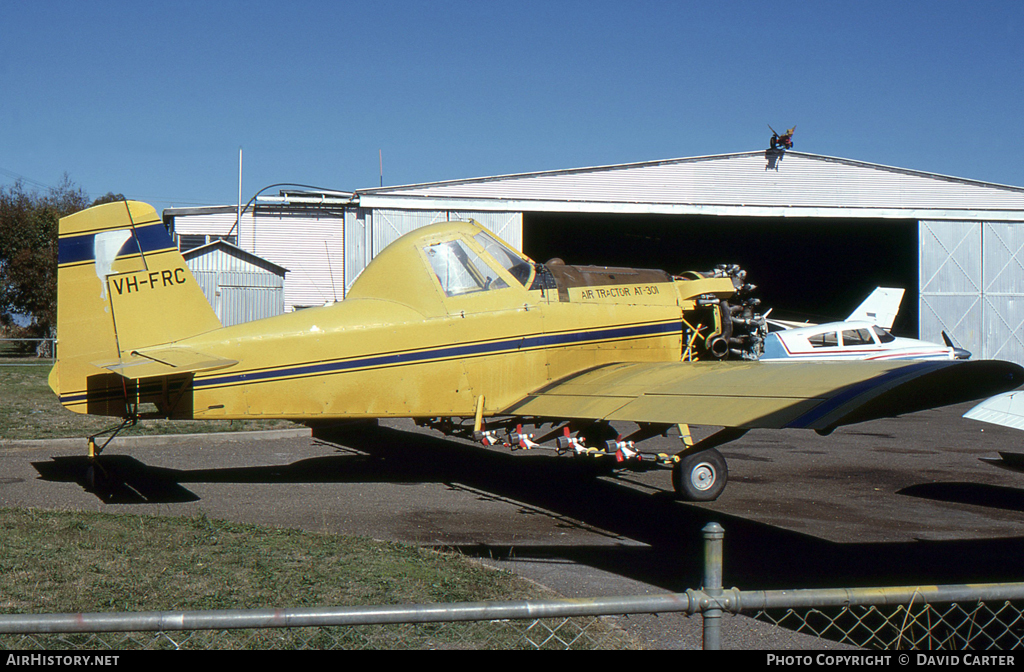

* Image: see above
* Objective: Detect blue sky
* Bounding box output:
[2,1,1022,212]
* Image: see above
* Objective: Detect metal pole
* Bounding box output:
[237,147,245,250]
[702,522,724,650]
[0,593,694,635]
[237,147,243,230]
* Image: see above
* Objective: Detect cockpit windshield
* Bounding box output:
[872,325,896,343]
[425,239,509,297]
[473,231,533,286]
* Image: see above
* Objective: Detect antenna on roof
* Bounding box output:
[379,149,383,187]
[237,147,243,237]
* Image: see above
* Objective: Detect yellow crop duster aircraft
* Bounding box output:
[49,201,1024,500]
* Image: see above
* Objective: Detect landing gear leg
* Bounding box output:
[84,415,137,491]
[672,427,746,501]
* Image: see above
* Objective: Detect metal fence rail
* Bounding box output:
[0,594,691,634]
[3,523,1024,650]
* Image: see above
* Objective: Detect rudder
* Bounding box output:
[49,200,221,415]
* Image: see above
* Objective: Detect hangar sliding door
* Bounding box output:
[982,222,1024,364]
[920,220,1024,365]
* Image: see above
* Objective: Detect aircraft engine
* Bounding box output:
[691,264,767,361]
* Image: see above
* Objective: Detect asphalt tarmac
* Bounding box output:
[3,401,1024,649]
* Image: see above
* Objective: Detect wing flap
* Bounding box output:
[93,346,238,380]
[507,360,1024,431]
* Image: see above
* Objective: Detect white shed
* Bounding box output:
[182,239,287,327]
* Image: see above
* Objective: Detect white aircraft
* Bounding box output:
[964,393,1024,473]
[964,391,1024,431]
[766,287,904,332]
[761,288,970,362]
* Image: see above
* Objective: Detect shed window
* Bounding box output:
[177,234,206,252]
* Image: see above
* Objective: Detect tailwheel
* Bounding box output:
[672,448,728,501]
[85,458,112,492]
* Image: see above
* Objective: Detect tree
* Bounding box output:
[0,175,91,346]
[92,192,126,206]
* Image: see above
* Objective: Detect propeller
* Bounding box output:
[942,331,972,360]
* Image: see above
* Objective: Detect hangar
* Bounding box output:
[164,150,1024,365]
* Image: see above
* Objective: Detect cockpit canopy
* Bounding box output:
[424,230,534,297]
[346,221,535,317]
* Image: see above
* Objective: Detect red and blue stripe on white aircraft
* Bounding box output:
[760,287,970,362]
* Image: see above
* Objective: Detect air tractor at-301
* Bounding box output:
[48,201,1023,500]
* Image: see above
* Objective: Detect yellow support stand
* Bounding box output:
[473,395,485,434]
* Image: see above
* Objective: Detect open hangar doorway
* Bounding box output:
[522,213,920,337]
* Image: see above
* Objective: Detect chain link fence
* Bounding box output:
[755,597,1024,650]
[1,618,636,651]
[4,523,1024,650]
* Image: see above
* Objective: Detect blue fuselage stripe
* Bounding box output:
[192,320,681,390]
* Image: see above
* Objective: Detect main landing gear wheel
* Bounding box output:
[672,448,728,501]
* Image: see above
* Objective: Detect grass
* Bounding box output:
[0,508,634,649]
[0,365,635,649]
[0,360,300,441]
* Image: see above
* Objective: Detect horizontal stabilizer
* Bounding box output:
[94,347,238,380]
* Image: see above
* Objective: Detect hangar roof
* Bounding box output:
[354,151,1024,221]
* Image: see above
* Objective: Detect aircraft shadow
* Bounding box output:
[31,424,1024,593]
[898,482,1024,512]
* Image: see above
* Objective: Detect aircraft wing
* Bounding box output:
[506,360,1023,433]
[964,391,1024,431]
[93,346,238,380]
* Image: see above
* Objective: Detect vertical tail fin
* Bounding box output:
[49,200,221,415]
[846,287,905,330]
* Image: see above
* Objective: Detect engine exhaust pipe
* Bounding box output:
[708,336,730,358]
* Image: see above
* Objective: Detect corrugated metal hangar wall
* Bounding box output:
[164,151,1024,366]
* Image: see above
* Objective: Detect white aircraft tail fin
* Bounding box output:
[846,287,904,329]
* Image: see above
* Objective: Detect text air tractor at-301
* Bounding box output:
[49,201,1024,500]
